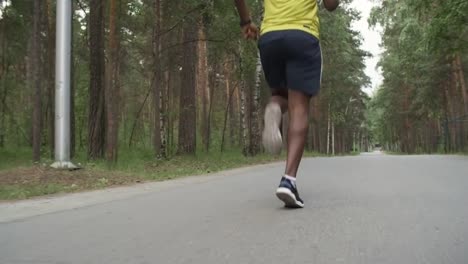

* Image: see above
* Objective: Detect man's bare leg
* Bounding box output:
[285,89,310,177]
[264,88,309,208]
[272,89,309,208]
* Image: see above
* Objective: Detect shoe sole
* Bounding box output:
[276,187,304,208]
[262,104,282,155]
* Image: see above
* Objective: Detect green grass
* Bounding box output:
[77,146,323,180]
[0,146,324,200]
[0,184,66,200]
[0,147,34,170]
[90,147,303,180]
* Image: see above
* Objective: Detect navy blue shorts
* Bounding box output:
[258,30,322,97]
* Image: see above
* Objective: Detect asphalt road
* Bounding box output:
[1,153,468,264]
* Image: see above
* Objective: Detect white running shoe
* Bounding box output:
[262,103,283,155]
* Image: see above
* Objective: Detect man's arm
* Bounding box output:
[234,0,251,25]
[234,0,259,40]
[323,0,339,12]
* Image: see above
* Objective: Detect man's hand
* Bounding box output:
[234,0,258,40]
[323,0,339,11]
[242,23,259,40]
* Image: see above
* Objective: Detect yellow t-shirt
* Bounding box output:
[261,0,320,39]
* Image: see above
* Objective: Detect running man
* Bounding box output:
[234,0,339,208]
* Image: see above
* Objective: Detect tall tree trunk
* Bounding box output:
[451,57,463,151]
[0,19,7,147]
[0,74,6,147]
[71,51,76,159]
[229,65,238,147]
[221,61,237,152]
[45,0,55,157]
[177,21,197,154]
[106,0,120,162]
[167,32,179,156]
[88,0,106,159]
[248,53,262,155]
[167,67,175,156]
[196,22,210,152]
[161,69,168,155]
[152,0,161,156]
[341,130,345,153]
[0,81,5,147]
[238,54,248,156]
[443,80,452,152]
[455,55,468,114]
[32,0,42,162]
[403,84,412,153]
[331,121,335,155]
[152,0,166,158]
[204,59,216,152]
[447,71,457,151]
[455,55,468,150]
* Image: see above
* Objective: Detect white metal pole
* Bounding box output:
[51,0,77,169]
